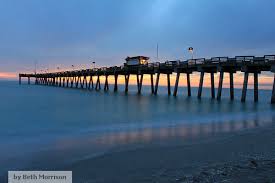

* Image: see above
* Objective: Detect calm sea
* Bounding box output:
[0,80,275,174]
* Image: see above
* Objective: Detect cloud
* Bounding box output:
[0,0,275,72]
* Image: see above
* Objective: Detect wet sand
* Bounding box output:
[66,123,275,183]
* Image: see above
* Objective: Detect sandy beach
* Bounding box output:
[66,123,275,183]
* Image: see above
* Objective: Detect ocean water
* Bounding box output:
[0,80,275,174]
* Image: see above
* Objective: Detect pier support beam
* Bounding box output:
[80,77,84,89]
[62,77,65,87]
[104,76,109,91]
[187,73,191,97]
[81,76,84,89]
[59,77,62,87]
[173,72,180,97]
[271,74,275,104]
[95,76,101,90]
[254,72,258,102]
[28,77,30,85]
[230,72,234,100]
[125,74,130,93]
[136,75,140,90]
[82,76,88,89]
[76,77,80,88]
[198,72,204,99]
[48,78,51,85]
[88,76,94,89]
[167,74,171,95]
[114,75,118,92]
[154,73,160,95]
[19,77,21,85]
[138,74,143,94]
[241,72,249,102]
[150,74,154,94]
[217,72,224,101]
[70,77,74,88]
[66,77,69,87]
[210,73,215,99]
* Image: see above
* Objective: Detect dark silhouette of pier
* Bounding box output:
[19,55,275,103]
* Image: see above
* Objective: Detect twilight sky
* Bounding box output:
[0,0,275,75]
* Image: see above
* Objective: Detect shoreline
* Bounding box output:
[1,117,274,183]
[65,123,275,183]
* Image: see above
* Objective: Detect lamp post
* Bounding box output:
[188,47,194,59]
[92,61,96,70]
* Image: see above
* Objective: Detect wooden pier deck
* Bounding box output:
[19,55,275,103]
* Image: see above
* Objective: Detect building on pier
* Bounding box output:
[125,56,149,66]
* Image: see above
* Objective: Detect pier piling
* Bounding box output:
[66,78,69,87]
[217,72,224,100]
[125,74,130,93]
[59,77,62,87]
[241,72,249,102]
[230,72,234,100]
[167,74,171,95]
[198,72,204,99]
[187,73,191,96]
[136,75,140,91]
[150,74,154,94]
[63,77,65,87]
[173,72,180,97]
[210,73,215,99]
[271,74,275,104]
[114,75,118,92]
[254,73,258,102]
[138,74,143,94]
[96,76,101,90]
[104,76,109,91]
[154,73,160,95]
[88,76,94,89]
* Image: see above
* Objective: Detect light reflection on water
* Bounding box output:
[56,114,273,150]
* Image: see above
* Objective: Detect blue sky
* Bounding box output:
[0,0,275,73]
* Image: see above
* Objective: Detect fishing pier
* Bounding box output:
[19,55,275,103]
